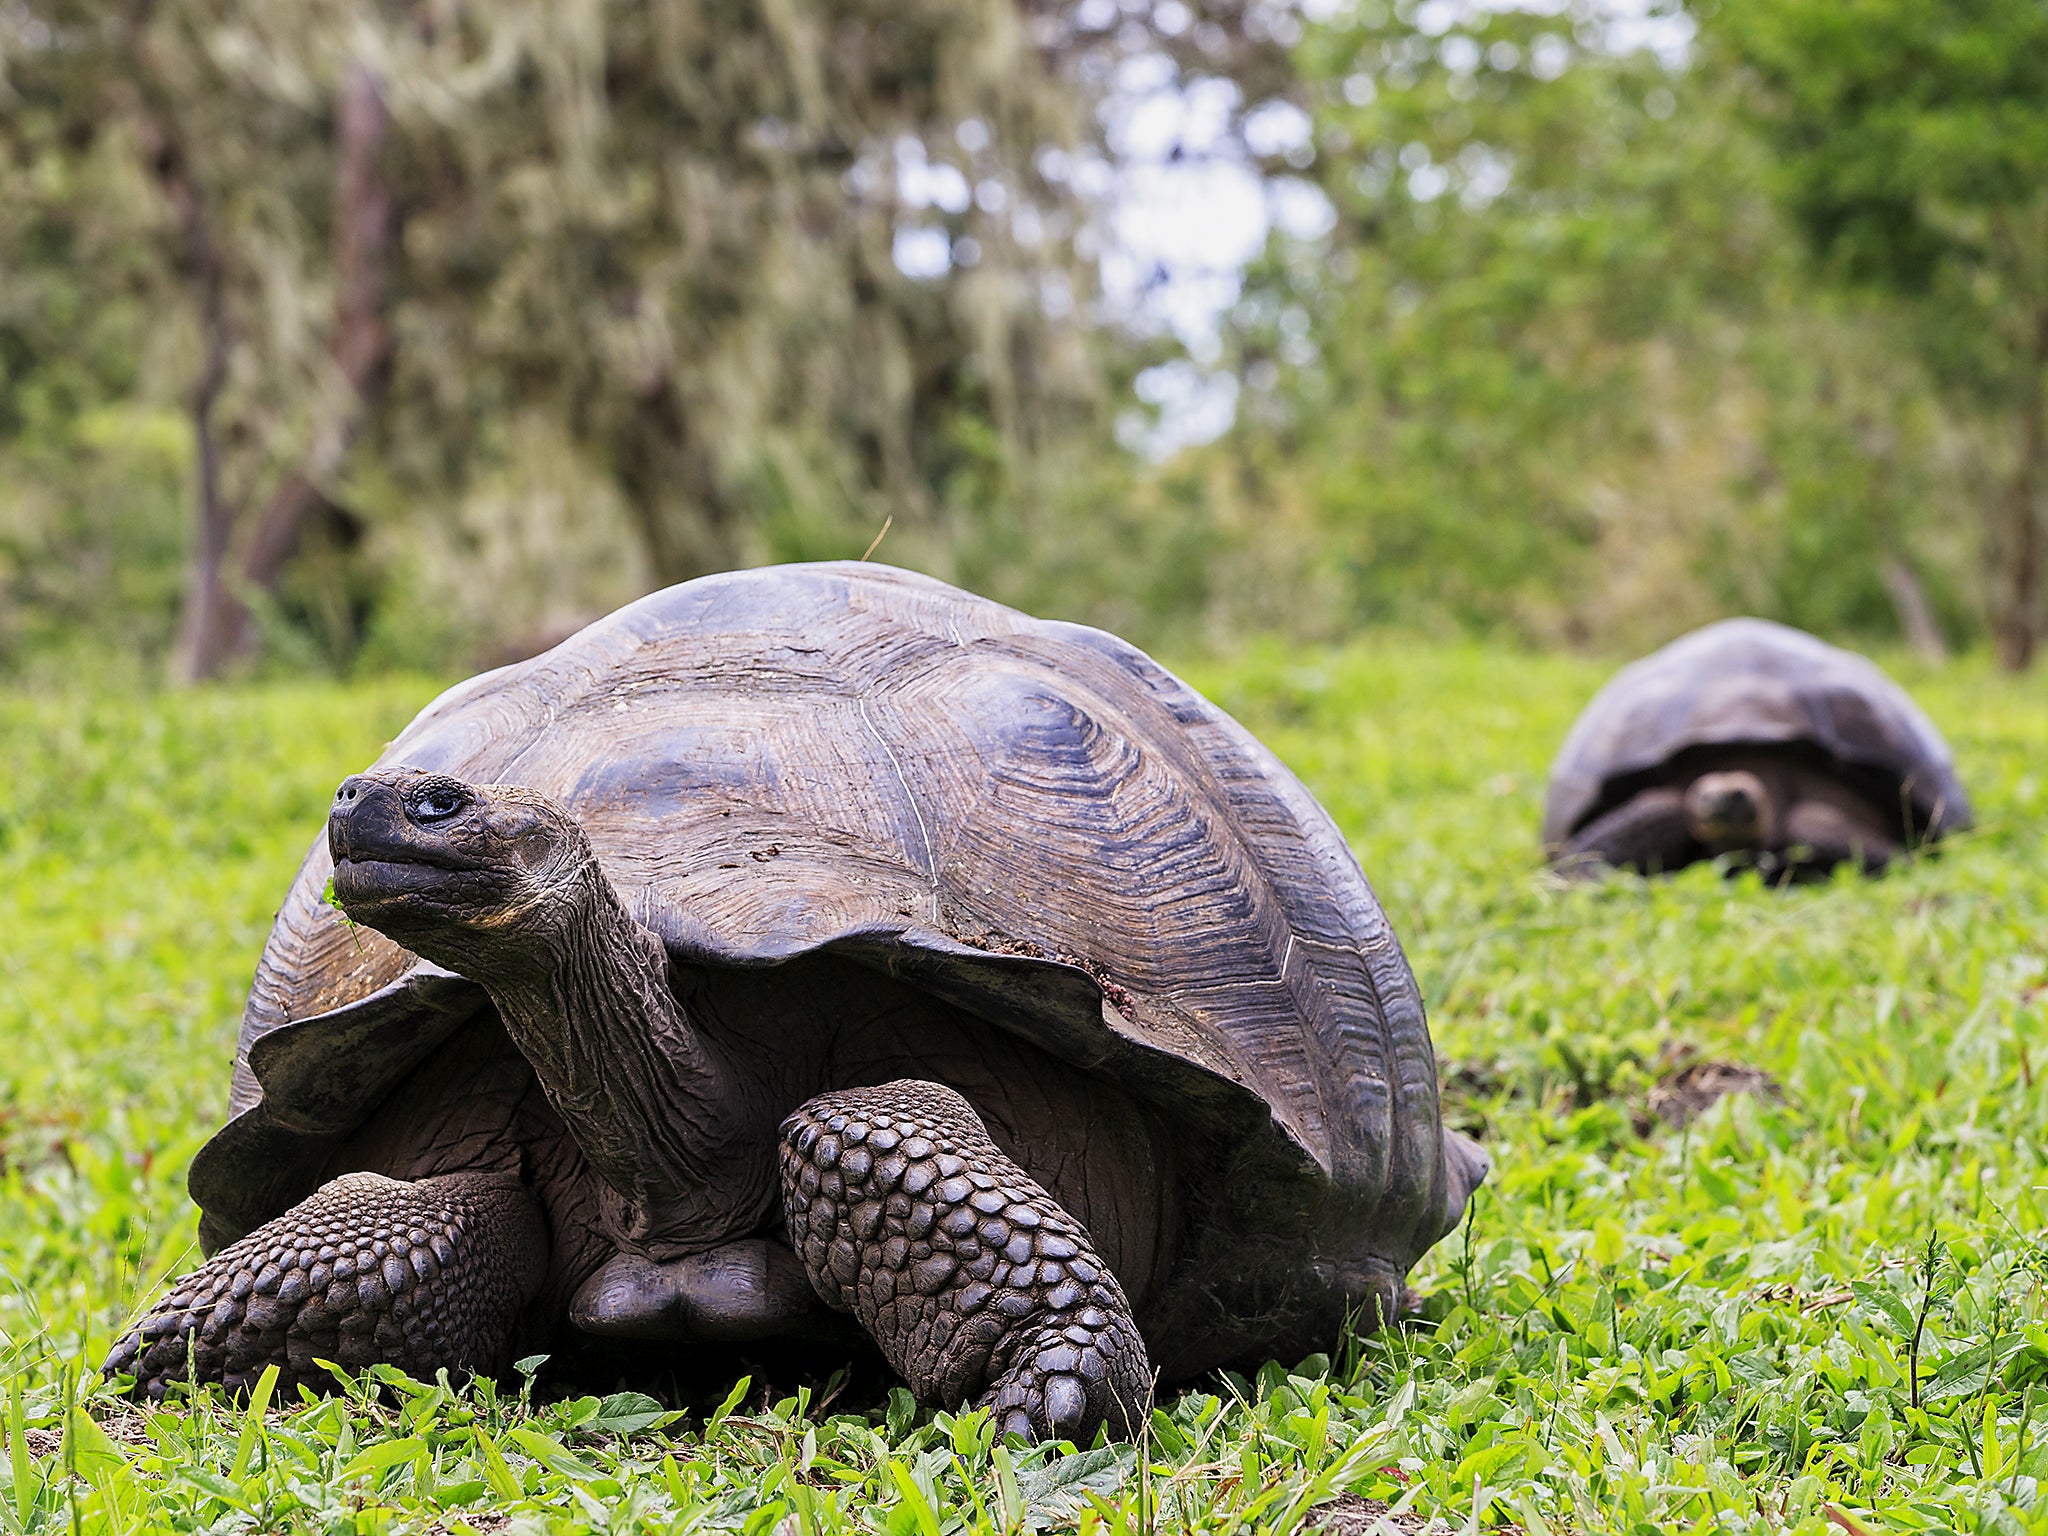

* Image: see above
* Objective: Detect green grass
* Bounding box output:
[3,641,2048,1533]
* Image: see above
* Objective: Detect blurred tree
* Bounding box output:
[0,5,195,674]
[146,53,394,684]
[1193,1,1975,653]
[2,3,404,680]
[0,0,1288,679]
[1712,0,2048,669]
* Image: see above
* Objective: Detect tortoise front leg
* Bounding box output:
[1558,786,1698,876]
[780,1081,1151,1442]
[1782,797,1900,876]
[105,1171,547,1399]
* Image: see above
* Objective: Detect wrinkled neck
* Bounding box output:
[476,868,775,1258]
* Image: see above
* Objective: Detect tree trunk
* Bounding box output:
[149,112,238,686]
[1994,304,2048,672]
[170,63,395,682]
[1882,558,1947,664]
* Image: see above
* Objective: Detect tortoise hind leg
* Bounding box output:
[780,1080,1151,1442]
[105,1171,546,1400]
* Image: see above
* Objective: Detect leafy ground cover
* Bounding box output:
[1,641,2045,1533]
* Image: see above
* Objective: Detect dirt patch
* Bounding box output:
[1642,1059,1783,1131]
[1307,1494,1439,1535]
[958,934,1139,1021]
[1750,1280,1855,1315]
[19,1411,154,1458]
[439,1514,514,1536]
[1309,1493,1521,1536]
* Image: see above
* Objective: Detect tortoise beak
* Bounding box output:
[329,774,406,866]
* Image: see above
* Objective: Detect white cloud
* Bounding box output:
[893,226,952,280]
[1124,361,1242,456]
[1408,162,1450,201]
[1243,99,1313,159]
[1269,177,1337,240]
[896,138,973,214]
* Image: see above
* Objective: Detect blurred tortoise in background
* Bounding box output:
[1543,618,1969,878]
[108,562,1488,1442]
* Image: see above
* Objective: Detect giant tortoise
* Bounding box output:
[1544,618,1969,877]
[108,562,1487,1441]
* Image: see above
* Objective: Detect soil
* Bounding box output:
[1642,1058,1783,1131]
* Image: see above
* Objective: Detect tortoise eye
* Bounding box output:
[409,786,468,823]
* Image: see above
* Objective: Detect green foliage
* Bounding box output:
[1709,0,2048,666]
[8,0,2046,673]
[0,36,197,678]
[7,643,2048,1527]
[0,408,192,682]
[1716,0,2048,345]
[1189,6,1982,653]
[0,0,1288,678]
[8,0,2036,672]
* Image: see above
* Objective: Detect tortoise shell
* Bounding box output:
[193,563,1476,1360]
[1542,617,1971,850]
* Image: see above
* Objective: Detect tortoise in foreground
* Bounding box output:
[108,562,1487,1441]
[1543,618,1969,878]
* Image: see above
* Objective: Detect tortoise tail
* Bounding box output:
[1439,1128,1490,1239]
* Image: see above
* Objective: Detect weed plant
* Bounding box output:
[1,644,2044,1533]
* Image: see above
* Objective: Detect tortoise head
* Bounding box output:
[1682,769,1776,853]
[328,769,597,973]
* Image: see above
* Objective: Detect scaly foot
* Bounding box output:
[780,1080,1150,1441]
[106,1171,546,1398]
